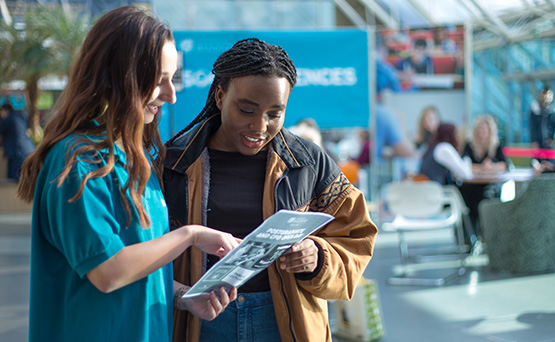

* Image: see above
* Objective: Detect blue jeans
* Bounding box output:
[199,291,281,342]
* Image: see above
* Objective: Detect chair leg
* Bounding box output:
[387,267,466,286]
[389,225,468,287]
[397,231,410,275]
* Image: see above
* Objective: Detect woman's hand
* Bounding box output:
[179,286,237,321]
[184,225,240,257]
[278,238,318,273]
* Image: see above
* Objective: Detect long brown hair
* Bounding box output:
[415,105,440,146]
[424,123,459,158]
[18,6,173,228]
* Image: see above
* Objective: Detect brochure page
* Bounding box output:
[183,209,334,298]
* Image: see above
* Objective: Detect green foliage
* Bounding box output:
[1,5,89,85]
[0,4,90,137]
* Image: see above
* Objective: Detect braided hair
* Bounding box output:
[167,38,297,144]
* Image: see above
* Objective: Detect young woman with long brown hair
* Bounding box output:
[18,6,237,341]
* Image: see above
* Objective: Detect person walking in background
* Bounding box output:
[529,86,555,149]
[459,115,509,241]
[16,6,237,342]
[419,123,472,185]
[375,60,415,161]
[0,103,35,180]
[162,37,377,342]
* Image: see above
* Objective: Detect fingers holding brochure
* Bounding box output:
[176,283,238,321]
[279,238,319,273]
[182,210,334,299]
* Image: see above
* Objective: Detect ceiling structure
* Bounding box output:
[2,0,553,49]
[335,0,555,50]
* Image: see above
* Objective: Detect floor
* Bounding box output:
[0,213,30,342]
[1,212,554,342]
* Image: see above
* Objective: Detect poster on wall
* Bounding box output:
[377,25,465,91]
[159,30,370,142]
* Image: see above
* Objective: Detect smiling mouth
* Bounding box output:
[147,105,159,115]
[244,136,263,142]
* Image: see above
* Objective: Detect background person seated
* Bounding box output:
[459,115,509,241]
[419,123,472,185]
[415,105,441,153]
[397,38,434,75]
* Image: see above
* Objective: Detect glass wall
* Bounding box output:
[472,39,555,145]
[153,0,336,30]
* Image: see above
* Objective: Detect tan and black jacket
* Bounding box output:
[163,115,377,342]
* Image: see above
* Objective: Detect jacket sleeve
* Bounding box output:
[297,173,378,301]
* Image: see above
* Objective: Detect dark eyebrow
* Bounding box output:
[238,98,258,106]
[237,98,285,110]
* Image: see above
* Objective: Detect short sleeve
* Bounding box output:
[378,111,403,146]
[40,155,125,278]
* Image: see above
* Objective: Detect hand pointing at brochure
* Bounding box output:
[185,224,240,257]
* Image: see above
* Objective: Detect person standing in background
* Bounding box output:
[375,60,415,160]
[529,86,555,150]
[0,103,35,180]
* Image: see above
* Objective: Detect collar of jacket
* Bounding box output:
[165,114,316,174]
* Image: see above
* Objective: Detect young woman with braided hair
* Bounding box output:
[17,6,238,341]
[163,38,377,342]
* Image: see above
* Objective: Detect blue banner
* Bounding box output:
[160,30,369,142]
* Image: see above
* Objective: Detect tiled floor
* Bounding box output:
[0,213,31,342]
[357,228,555,342]
[1,212,554,342]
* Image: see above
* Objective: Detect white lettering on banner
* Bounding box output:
[184,69,215,88]
[182,67,358,88]
[296,67,357,87]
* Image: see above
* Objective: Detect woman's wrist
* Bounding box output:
[178,224,200,247]
[174,285,190,310]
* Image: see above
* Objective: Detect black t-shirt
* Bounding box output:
[206,148,269,292]
[462,142,506,164]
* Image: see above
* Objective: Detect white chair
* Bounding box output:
[381,180,468,286]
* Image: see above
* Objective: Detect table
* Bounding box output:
[465,168,535,184]
[462,168,535,254]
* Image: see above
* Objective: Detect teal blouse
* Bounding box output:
[29,134,173,341]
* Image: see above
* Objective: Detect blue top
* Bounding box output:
[29,134,173,342]
[397,55,434,74]
[376,60,401,93]
[375,103,403,160]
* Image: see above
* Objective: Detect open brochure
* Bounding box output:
[182,209,334,298]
